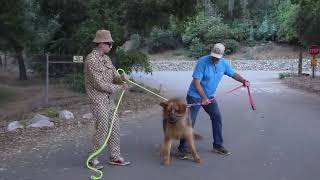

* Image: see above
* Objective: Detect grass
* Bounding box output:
[279,72,292,79]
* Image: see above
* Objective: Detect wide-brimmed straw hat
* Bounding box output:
[93,29,114,43]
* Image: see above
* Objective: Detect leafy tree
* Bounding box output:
[0,0,32,80]
[276,0,299,43]
[39,0,88,54]
[291,0,320,45]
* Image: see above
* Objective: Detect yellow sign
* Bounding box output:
[311,56,317,67]
[73,56,83,63]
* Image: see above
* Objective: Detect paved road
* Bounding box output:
[2,71,320,180]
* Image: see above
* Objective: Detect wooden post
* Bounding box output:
[0,55,2,68]
[4,53,7,70]
[298,51,302,75]
[45,53,49,105]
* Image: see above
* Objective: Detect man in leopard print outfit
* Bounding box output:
[84,30,130,169]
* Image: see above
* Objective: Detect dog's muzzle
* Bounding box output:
[168,102,177,124]
[168,115,177,124]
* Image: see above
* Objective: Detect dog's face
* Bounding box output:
[160,98,187,124]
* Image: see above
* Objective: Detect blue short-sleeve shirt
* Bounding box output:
[187,55,235,98]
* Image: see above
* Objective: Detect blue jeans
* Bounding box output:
[178,95,223,151]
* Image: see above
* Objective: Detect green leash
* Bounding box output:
[117,69,168,101]
[86,89,125,180]
[86,69,167,179]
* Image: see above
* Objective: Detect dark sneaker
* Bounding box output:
[212,146,231,156]
[88,159,104,170]
[177,147,189,160]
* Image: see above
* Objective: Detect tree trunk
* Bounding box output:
[16,51,28,80]
[201,0,215,16]
[0,22,28,80]
[228,0,235,18]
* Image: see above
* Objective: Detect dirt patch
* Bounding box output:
[281,75,320,95]
[0,72,163,162]
[227,42,309,60]
[146,48,193,61]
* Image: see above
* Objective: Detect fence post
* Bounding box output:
[0,54,2,69]
[298,51,302,75]
[45,53,49,105]
[4,53,7,70]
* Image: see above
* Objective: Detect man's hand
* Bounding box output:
[121,73,129,81]
[201,98,210,105]
[243,80,250,87]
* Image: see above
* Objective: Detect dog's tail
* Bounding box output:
[193,132,203,140]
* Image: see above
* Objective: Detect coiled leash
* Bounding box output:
[86,69,168,180]
[86,69,255,179]
[86,86,125,179]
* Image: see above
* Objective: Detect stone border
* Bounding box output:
[150,59,319,72]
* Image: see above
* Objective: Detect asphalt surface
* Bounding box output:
[1,71,320,180]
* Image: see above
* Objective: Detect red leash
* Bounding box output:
[210,84,243,100]
[188,84,256,111]
[246,86,256,111]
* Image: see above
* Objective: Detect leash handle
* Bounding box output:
[246,86,256,111]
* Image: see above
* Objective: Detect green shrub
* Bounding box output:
[231,19,252,42]
[63,73,85,93]
[256,15,278,41]
[187,38,208,58]
[129,34,142,50]
[114,48,152,74]
[276,0,299,43]
[44,107,59,118]
[182,13,234,46]
[279,72,291,79]
[222,39,239,54]
[182,13,238,57]
[245,26,256,47]
[146,27,180,53]
[168,15,184,36]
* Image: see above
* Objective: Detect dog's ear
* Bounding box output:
[159,101,168,108]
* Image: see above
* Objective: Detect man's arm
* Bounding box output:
[193,78,210,105]
[232,73,249,86]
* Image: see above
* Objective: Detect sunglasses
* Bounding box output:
[102,42,113,47]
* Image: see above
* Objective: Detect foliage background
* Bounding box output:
[1,0,319,83]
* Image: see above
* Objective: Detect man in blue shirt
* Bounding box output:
[179,43,249,157]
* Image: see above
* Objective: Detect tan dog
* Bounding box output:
[159,98,201,165]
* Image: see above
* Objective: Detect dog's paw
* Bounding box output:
[161,160,170,166]
[194,157,201,163]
